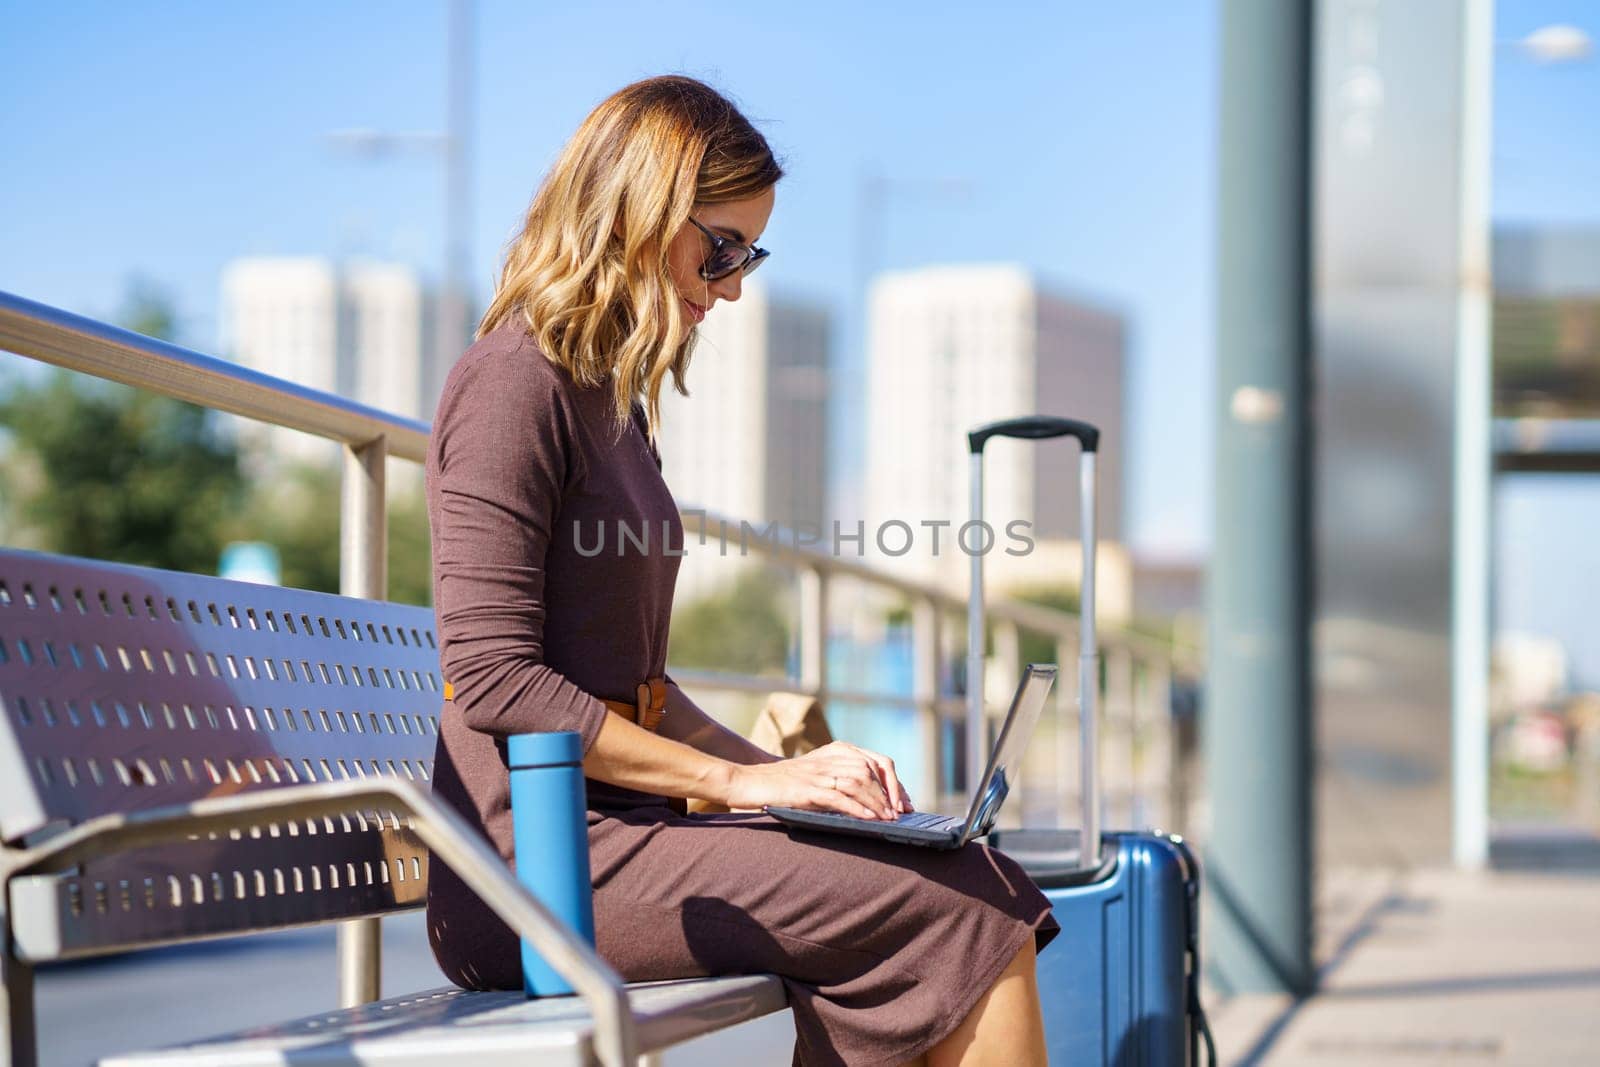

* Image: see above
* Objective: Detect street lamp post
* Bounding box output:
[326,0,475,407]
[439,0,475,399]
[322,0,473,1009]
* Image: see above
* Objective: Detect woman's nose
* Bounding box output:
[709,271,743,304]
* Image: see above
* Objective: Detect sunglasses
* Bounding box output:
[690,217,770,281]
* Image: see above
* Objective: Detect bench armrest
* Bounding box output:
[1,779,638,1067]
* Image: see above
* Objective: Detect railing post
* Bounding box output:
[799,566,829,705]
[339,436,388,1008]
[1118,648,1139,827]
[992,621,1021,695]
[1099,646,1129,828]
[1130,656,1153,828]
[1146,657,1176,831]
[912,598,943,807]
[1125,656,1140,827]
[973,619,1020,790]
[1055,634,1079,830]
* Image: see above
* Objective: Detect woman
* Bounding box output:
[426,75,1057,1067]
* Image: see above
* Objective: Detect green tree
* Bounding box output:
[669,567,790,675]
[0,279,435,602]
[233,462,432,606]
[0,282,246,572]
[385,484,433,607]
[1010,582,1181,664]
[1011,584,1083,667]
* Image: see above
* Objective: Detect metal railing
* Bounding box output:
[0,289,1200,1005]
[0,290,424,1007]
[669,512,1200,827]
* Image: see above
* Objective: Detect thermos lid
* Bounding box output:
[507,730,583,769]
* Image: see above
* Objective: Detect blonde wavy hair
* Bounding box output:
[479,75,783,437]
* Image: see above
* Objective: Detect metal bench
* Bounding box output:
[0,547,788,1067]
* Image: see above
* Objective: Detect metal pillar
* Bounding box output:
[911,598,944,807]
[433,0,475,403]
[1313,0,1493,869]
[1450,0,1494,871]
[338,437,388,1007]
[799,567,829,705]
[1206,0,1315,996]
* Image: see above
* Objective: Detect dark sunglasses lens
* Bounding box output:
[743,250,769,277]
[701,247,749,281]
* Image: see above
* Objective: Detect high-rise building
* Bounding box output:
[864,264,1125,596]
[219,257,434,464]
[346,261,429,425]
[655,281,830,601]
[220,258,346,393]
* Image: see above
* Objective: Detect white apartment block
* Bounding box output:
[346,262,427,426]
[864,264,1125,598]
[220,257,432,466]
[656,281,830,603]
[220,258,345,394]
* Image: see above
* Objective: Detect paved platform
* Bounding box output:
[37,866,1600,1065]
[1209,867,1600,1065]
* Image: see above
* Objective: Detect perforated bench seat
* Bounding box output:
[99,975,790,1067]
[0,548,792,1067]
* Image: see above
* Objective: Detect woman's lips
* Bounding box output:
[684,298,707,323]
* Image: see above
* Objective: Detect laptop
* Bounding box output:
[766,663,1058,850]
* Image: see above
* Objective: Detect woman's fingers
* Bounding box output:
[812,780,882,820]
[833,743,912,815]
[866,752,909,814]
[827,768,895,819]
[810,766,895,820]
[788,743,909,818]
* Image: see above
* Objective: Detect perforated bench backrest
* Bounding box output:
[0,548,446,954]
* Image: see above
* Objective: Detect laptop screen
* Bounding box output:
[960,663,1059,841]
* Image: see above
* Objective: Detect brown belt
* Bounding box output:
[442,676,668,733]
[602,677,668,732]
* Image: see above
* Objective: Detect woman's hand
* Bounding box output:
[721,741,914,820]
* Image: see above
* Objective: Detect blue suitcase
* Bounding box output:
[989,828,1214,1065]
[964,419,1214,1065]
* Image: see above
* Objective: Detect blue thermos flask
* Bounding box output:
[507,730,595,997]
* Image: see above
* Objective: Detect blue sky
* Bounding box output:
[1,1,1216,555]
[1,1,1596,593]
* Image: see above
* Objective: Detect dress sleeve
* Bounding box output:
[428,349,611,749]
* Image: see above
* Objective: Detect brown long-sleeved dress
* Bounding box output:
[425,322,1059,1067]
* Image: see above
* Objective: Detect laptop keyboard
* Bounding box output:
[895,811,959,830]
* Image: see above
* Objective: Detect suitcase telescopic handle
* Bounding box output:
[968,416,1100,454]
[967,414,1102,868]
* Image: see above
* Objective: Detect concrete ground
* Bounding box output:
[32,914,448,1067]
[31,861,1600,1065]
[1209,866,1600,1065]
